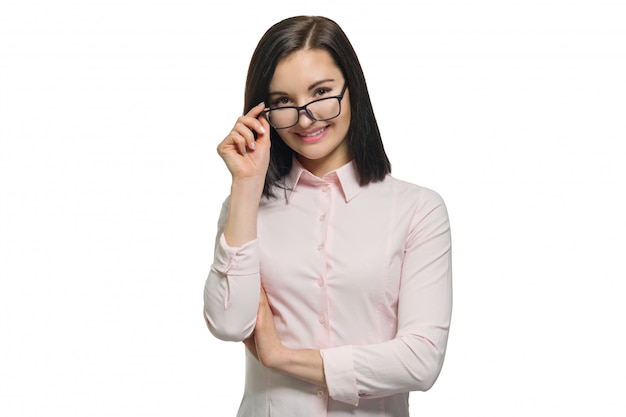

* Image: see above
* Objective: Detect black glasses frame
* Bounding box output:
[263,83,348,129]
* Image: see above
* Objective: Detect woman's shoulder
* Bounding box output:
[382,174,446,205]
[381,176,450,229]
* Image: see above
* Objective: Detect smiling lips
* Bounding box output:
[297,126,328,143]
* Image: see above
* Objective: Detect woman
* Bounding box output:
[204,16,452,417]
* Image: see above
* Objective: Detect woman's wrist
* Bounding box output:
[263,344,291,370]
[230,174,265,194]
[272,348,326,387]
[224,177,265,247]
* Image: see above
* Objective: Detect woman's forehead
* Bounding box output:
[269,49,342,92]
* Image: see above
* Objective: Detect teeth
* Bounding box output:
[302,127,325,137]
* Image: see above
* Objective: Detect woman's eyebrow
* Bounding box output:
[268,79,337,97]
[307,79,335,90]
[267,90,288,97]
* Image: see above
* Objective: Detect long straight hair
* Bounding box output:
[244,16,391,198]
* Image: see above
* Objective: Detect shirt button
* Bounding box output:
[317,390,324,398]
[317,279,324,287]
[318,316,326,324]
[319,214,326,222]
[317,243,324,251]
[321,185,329,192]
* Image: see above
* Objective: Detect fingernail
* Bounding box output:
[249,141,256,150]
[257,101,265,107]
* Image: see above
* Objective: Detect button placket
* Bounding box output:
[316,181,331,332]
[317,181,331,257]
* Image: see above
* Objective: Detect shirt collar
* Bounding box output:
[283,158,363,203]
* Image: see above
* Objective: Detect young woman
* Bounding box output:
[204,16,452,417]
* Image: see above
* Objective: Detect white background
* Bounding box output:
[1,0,625,415]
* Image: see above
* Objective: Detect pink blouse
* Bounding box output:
[204,160,452,417]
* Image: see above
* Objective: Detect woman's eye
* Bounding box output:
[315,88,331,96]
[271,97,291,107]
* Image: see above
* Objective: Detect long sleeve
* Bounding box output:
[210,160,452,416]
[203,198,261,342]
[320,192,452,405]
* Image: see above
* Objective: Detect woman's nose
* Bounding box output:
[297,108,315,128]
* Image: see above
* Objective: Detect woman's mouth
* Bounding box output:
[297,126,328,143]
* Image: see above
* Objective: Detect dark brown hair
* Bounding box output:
[244,16,391,197]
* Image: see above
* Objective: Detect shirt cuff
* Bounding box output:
[320,345,359,406]
[212,233,259,276]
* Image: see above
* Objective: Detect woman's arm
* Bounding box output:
[248,192,452,405]
[218,102,270,246]
[322,194,452,404]
[203,104,271,341]
[245,288,326,387]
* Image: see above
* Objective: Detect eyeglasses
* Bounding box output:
[263,83,348,129]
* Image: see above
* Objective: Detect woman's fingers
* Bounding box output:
[216,102,271,179]
[230,129,250,155]
[242,287,272,364]
[230,124,253,154]
[243,102,268,148]
[252,287,283,368]
[240,289,271,365]
[259,286,270,308]
[228,102,268,155]
[256,110,270,144]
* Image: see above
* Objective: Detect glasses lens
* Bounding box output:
[268,108,298,129]
[307,98,340,122]
[267,97,341,129]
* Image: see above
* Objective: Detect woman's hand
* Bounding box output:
[219,103,271,247]
[244,287,286,369]
[217,102,271,182]
[243,288,327,387]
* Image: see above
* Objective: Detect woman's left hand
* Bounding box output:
[244,288,286,369]
[244,288,326,386]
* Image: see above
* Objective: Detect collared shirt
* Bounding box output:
[204,160,452,417]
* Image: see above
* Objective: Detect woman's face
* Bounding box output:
[268,48,351,177]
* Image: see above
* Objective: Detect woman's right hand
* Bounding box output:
[217,102,271,182]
